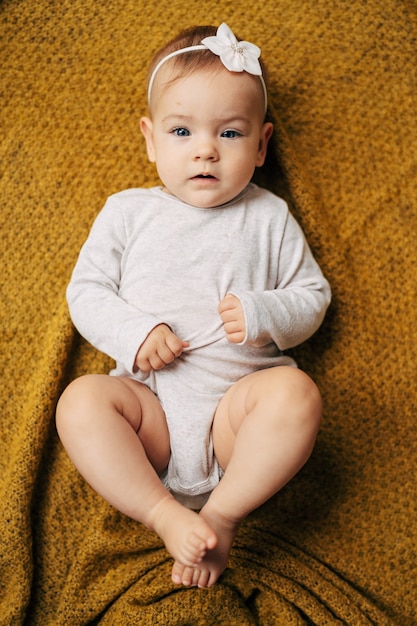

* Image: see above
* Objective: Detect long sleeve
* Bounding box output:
[66,198,164,373]
[231,210,331,350]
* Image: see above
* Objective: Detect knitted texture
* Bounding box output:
[1,0,416,624]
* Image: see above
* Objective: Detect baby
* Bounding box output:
[56,23,331,588]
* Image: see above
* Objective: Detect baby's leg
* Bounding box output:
[172,366,322,587]
[56,374,217,567]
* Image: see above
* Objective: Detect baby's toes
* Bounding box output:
[181,565,197,586]
[172,561,195,586]
[171,560,185,584]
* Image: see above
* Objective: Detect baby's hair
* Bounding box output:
[146,25,270,112]
[147,26,219,85]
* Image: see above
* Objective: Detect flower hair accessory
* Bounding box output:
[201,23,262,76]
[147,23,267,112]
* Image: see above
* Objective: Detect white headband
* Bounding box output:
[147,23,268,114]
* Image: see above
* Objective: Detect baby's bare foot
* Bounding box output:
[149,496,218,567]
[171,505,238,588]
[171,563,201,587]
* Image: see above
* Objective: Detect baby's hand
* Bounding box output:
[135,324,189,372]
[218,294,246,344]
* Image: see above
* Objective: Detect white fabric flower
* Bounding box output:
[202,23,262,75]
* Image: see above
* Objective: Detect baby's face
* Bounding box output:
[141,66,272,208]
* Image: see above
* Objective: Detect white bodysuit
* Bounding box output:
[67,184,331,507]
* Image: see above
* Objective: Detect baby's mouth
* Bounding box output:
[193,174,217,180]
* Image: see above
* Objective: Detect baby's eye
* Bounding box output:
[221,129,241,139]
[172,127,190,137]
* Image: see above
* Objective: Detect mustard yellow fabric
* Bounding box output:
[1,1,416,624]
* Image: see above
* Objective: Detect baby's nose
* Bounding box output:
[194,139,219,161]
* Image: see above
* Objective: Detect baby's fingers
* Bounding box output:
[136,327,188,372]
[166,333,189,357]
[150,335,189,370]
[222,320,242,336]
[218,293,239,315]
[225,330,245,343]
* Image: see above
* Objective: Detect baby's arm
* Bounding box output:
[67,199,171,373]
[135,324,189,372]
[221,212,331,350]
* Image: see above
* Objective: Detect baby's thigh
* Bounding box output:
[212,366,321,469]
[211,368,269,469]
[57,374,170,469]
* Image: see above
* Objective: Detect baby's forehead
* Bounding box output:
[151,64,265,117]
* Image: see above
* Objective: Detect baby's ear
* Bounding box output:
[256,122,274,167]
[140,117,156,162]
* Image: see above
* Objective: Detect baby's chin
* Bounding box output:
[164,186,244,209]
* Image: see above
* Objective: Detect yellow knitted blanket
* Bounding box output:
[1,0,416,624]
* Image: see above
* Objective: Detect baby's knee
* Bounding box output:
[263,367,322,432]
[284,368,322,432]
[299,371,322,424]
[56,374,105,428]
